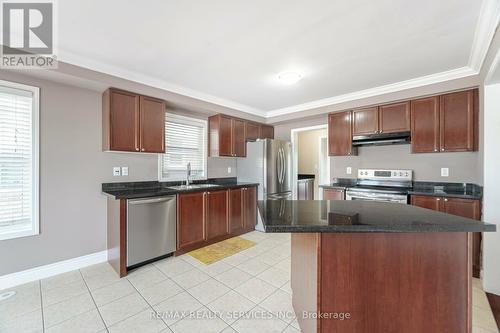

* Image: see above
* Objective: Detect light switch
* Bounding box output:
[346,167,352,175]
[441,168,449,177]
[113,167,121,176]
[227,167,232,174]
[121,167,129,176]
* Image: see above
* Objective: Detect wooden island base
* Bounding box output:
[291,232,472,333]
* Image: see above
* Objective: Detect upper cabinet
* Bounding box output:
[352,107,378,136]
[328,88,478,156]
[411,96,440,153]
[328,111,356,156]
[352,103,410,136]
[379,101,411,134]
[411,89,478,153]
[260,125,274,139]
[209,114,274,157]
[102,88,165,153]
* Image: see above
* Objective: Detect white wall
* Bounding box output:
[482,83,500,295]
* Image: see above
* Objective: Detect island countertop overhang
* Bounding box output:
[258,200,496,233]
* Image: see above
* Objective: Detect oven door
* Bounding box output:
[345,190,408,204]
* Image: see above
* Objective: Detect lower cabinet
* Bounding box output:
[244,186,257,230]
[410,195,481,277]
[178,186,257,252]
[206,190,229,240]
[323,188,345,200]
[177,191,206,250]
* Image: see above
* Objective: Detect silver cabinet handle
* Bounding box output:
[444,198,448,202]
[436,198,441,201]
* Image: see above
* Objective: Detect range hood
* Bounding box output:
[352,131,410,146]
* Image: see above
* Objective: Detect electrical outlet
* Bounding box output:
[346,167,352,175]
[227,167,232,174]
[113,167,121,176]
[441,168,449,177]
[121,167,128,176]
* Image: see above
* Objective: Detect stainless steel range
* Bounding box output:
[345,169,413,204]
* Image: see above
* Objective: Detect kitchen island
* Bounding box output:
[258,200,496,333]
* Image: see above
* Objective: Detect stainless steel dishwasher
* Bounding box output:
[127,195,176,267]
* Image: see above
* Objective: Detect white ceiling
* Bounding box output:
[58,0,493,117]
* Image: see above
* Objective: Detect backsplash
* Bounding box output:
[330,144,481,184]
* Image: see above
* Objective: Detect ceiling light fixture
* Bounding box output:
[277,71,303,85]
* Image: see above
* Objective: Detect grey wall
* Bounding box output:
[0,71,234,276]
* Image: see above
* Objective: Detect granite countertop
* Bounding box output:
[258,200,495,233]
[408,182,482,200]
[319,179,482,200]
[102,178,259,199]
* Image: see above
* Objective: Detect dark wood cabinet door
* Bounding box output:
[206,190,229,240]
[442,198,480,219]
[352,107,379,135]
[379,102,410,134]
[328,111,355,156]
[244,187,257,230]
[323,188,344,200]
[218,116,233,157]
[440,90,475,152]
[260,125,274,139]
[245,122,260,141]
[177,192,205,250]
[229,188,244,233]
[232,119,246,157]
[139,96,165,153]
[410,195,442,211]
[109,89,140,152]
[411,96,440,153]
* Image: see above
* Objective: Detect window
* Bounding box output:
[0,80,39,241]
[159,113,207,181]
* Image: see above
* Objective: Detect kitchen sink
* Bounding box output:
[167,184,221,190]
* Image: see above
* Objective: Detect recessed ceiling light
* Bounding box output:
[277,71,303,85]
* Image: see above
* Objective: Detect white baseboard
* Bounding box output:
[0,250,108,291]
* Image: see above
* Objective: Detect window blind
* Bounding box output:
[159,114,207,181]
[0,83,37,239]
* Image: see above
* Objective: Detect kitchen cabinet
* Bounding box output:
[102,88,165,153]
[328,111,356,156]
[411,96,440,153]
[245,122,260,141]
[352,107,379,135]
[440,90,478,152]
[229,188,244,233]
[177,185,257,253]
[323,188,345,200]
[379,101,411,133]
[352,103,410,136]
[205,190,229,240]
[410,195,482,277]
[177,192,206,250]
[229,186,257,233]
[260,125,274,139]
[208,115,246,157]
[243,186,257,230]
[411,89,478,153]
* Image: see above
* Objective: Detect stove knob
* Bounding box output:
[399,172,403,176]
[405,172,409,177]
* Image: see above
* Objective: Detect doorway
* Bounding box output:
[291,125,329,199]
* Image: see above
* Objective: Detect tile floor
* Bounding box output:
[0,231,498,333]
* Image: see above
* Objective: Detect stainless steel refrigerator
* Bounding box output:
[237,139,292,230]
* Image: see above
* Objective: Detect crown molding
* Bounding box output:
[266,66,478,118]
[57,49,268,117]
[469,0,500,72]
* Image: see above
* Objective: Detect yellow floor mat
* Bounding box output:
[188,236,256,265]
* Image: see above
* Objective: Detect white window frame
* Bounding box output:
[0,79,40,241]
[158,113,208,182]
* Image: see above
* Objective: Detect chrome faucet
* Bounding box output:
[186,162,191,186]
